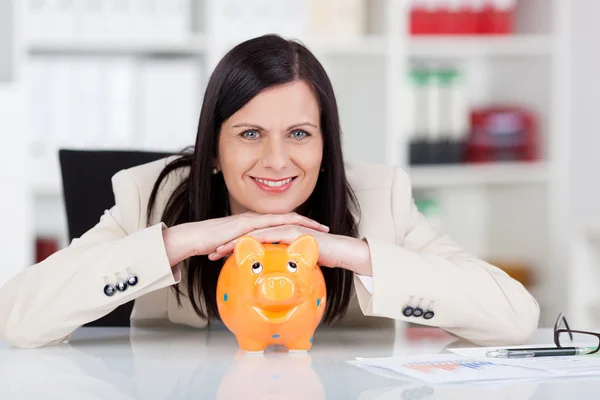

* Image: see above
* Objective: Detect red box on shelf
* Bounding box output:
[409,1,515,36]
[465,106,540,163]
[480,3,514,34]
[436,8,451,34]
[410,5,431,35]
[458,7,478,35]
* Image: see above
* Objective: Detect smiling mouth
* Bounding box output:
[252,306,299,322]
[251,176,297,187]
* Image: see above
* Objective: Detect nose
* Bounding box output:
[257,275,296,304]
[261,137,288,172]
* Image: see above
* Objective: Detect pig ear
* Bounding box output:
[286,234,319,267]
[234,236,265,266]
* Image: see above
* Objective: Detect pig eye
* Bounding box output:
[287,261,298,273]
[251,262,263,274]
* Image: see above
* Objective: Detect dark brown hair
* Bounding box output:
[147,34,360,324]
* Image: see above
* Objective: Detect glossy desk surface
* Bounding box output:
[1,325,600,399]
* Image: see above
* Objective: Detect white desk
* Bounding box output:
[1,326,599,399]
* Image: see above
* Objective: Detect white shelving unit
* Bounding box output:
[306,36,388,56]
[408,34,554,58]
[408,161,550,189]
[400,0,570,327]
[18,0,570,326]
[28,36,207,56]
[1,0,33,287]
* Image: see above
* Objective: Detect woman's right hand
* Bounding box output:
[162,212,329,267]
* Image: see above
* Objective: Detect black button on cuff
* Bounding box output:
[402,306,415,317]
[423,311,435,320]
[127,275,139,286]
[413,307,424,318]
[116,280,128,292]
[104,284,116,297]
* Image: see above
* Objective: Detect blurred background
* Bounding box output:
[2,0,600,330]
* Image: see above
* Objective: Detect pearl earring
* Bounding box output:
[212,168,218,175]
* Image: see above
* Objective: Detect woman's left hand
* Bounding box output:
[208,225,373,276]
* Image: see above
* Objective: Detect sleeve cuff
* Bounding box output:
[353,237,403,319]
[127,222,182,297]
[353,236,445,324]
[88,222,182,304]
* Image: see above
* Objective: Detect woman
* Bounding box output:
[0,35,539,348]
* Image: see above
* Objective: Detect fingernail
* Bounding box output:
[321,224,329,231]
[294,214,303,219]
[216,245,225,252]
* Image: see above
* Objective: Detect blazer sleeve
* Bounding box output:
[0,169,181,349]
[353,167,540,346]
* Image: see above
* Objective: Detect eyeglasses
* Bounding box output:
[554,312,600,354]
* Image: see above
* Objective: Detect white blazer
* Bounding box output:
[0,157,539,348]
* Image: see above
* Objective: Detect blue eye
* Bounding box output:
[290,130,309,140]
[242,130,259,139]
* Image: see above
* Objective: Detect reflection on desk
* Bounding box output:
[1,326,600,399]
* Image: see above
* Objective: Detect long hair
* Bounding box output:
[147,34,360,324]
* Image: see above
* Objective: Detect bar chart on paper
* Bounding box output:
[405,359,496,374]
[348,354,549,384]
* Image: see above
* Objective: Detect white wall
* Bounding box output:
[0,0,32,287]
[569,1,600,230]
[0,83,32,287]
[566,0,600,327]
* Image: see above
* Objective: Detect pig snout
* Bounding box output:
[255,275,302,307]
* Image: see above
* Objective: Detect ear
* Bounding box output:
[286,234,319,267]
[234,236,264,266]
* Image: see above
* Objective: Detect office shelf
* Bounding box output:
[27,35,391,58]
[408,162,550,188]
[28,35,207,56]
[408,34,554,58]
[306,35,388,56]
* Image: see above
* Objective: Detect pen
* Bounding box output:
[486,347,593,358]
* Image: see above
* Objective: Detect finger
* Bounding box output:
[208,252,227,261]
[216,226,300,255]
[248,213,329,233]
[215,241,235,255]
[243,229,300,245]
[264,213,326,231]
[242,224,317,239]
[288,213,329,232]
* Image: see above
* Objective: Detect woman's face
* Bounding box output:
[217,80,323,215]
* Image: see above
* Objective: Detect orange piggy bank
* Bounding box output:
[216,234,327,352]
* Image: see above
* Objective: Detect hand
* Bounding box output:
[209,225,373,276]
[162,212,330,267]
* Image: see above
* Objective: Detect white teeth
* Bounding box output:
[254,178,293,187]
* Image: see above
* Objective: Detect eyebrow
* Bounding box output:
[231,122,318,130]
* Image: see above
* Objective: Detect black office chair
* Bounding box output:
[59,149,173,327]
